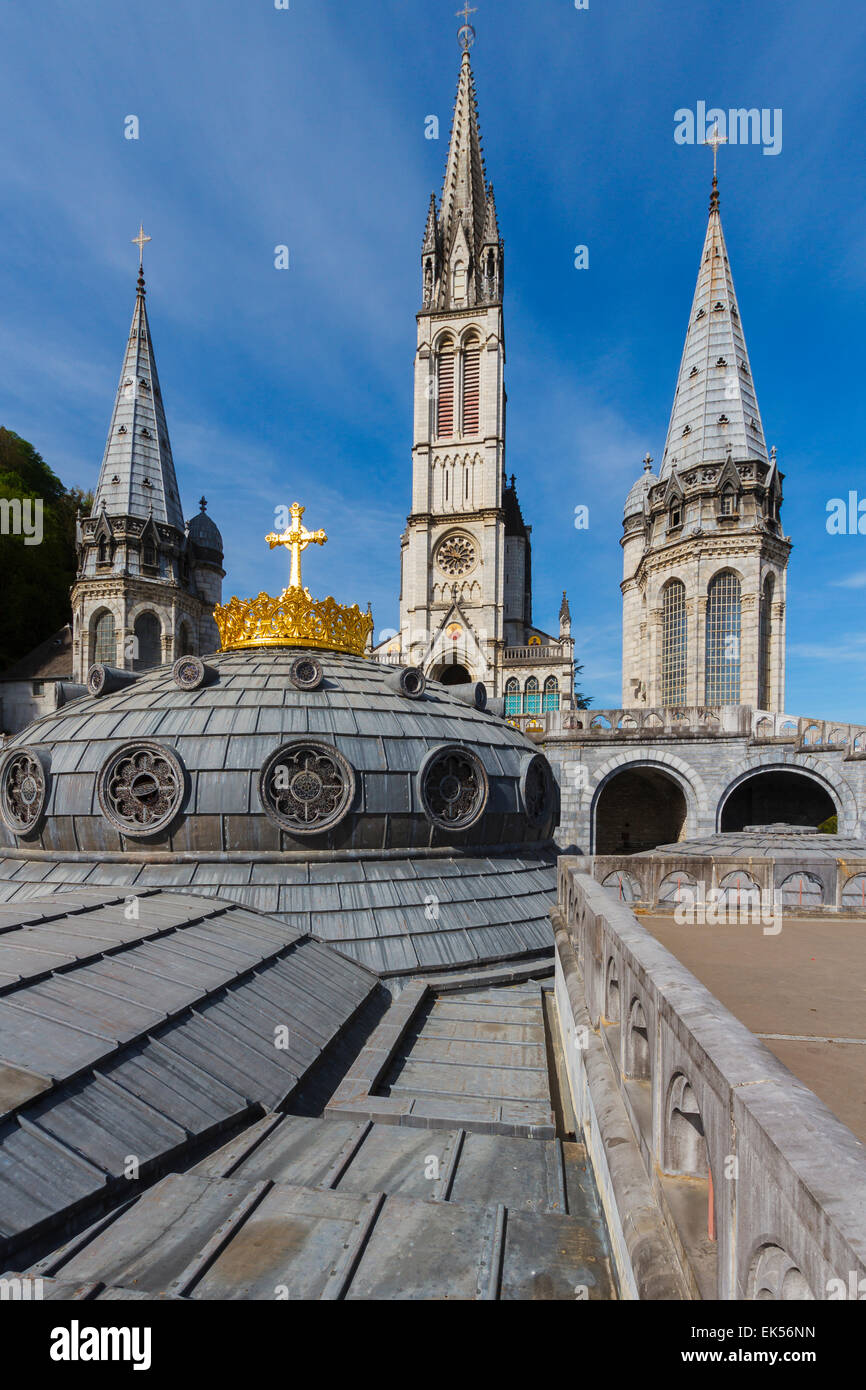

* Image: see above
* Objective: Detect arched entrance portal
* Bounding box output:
[437,664,472,686]
[720,770,836,832]
[594,766,688,855]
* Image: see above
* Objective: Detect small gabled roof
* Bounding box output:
[660,180,768,480]
[0,626,72,683]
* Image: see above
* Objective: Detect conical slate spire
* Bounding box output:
[660,183,768,480]
[92,271,185,530]
[439,49,488,265]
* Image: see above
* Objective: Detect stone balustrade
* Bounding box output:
[554,861,866,1299]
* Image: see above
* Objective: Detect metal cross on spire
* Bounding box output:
[703,120,727,180]
[457,2,477,50]
[132,223,151,271]
[266,502,328,590]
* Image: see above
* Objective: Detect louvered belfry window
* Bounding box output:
[462,342,481,434]
[437,344,455,438]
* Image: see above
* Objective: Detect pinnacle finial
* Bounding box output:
[132,223,151,289]
[457,2,477,51]
[200,496,207,512]
[703,121,727,212]
[643,452,654,473]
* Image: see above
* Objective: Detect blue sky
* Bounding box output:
[1,0,864,718]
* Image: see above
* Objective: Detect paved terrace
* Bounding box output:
[640,911,866,1145]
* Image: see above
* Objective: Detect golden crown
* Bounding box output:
[214,504,374,656]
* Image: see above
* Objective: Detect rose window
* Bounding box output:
[98,742,186,836]
[259,741,356,834]
[437,535,476,577]
[0,748,48,835]
[419,744,488,831]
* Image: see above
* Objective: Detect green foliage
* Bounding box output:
[0,428,91,670]
[573,657,592,710]
[817,814,838,835]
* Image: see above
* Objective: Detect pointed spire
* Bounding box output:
[559,591,571,623]
[92,246,185,531]
[422,193,438,252]
[660,179,768,480]
[439,49,488,275]
[482,185,499,244]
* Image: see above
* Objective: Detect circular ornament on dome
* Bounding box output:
[418,744,488,831]
[87,663,109,696]
[436,534,476,577]
[289,656,324,691]
[173,655,206,690]
[259,741,356,834]
[393,666,426,700]
[0,746,49,836]
[97,742,186,837]
[520,753,555,827]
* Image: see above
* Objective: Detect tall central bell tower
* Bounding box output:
[378,32,575,713]
[398,42,510,688]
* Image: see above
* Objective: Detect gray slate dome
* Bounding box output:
[0,648,559,976]
[186,500,223,555]
[623,469,654,519]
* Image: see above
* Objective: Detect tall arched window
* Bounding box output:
[93,610,115,665]
[177,622,193,658]
[758,574,774,709]
[505,678,520,716]
[525,677,541,715]
[436,341,455,438]
[661,581,688,706]
[705,572,741,704]
[133,612,162,671]
[462,339,481,435]
[543,676,560,712]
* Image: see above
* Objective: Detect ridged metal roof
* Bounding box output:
[0,890,377,1263]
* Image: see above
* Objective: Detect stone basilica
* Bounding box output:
[0,27,864,1310]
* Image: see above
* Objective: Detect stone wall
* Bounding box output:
[532,704,866,851]
[554,863,866,1299]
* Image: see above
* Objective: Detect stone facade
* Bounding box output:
[539,705,866,852]
[70,265,224,682]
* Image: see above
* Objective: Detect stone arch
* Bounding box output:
[600,870,641,904]
[777,871,824,908]
[604,955,620,1023]
[624,996,651,1080]
[587,753,707,854]
[717,755,854,834]
[131,608,164,672]
[89,606,118,667]
[663,1071,708,1178]
[746,1242,815,1301]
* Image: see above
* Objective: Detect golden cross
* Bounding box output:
[132,223,151,269]
[703,121,727,180]
[457,2,477,23]
[266,502,327,590]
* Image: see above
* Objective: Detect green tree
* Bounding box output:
[573,658,592,710]
[0,428,91,669]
